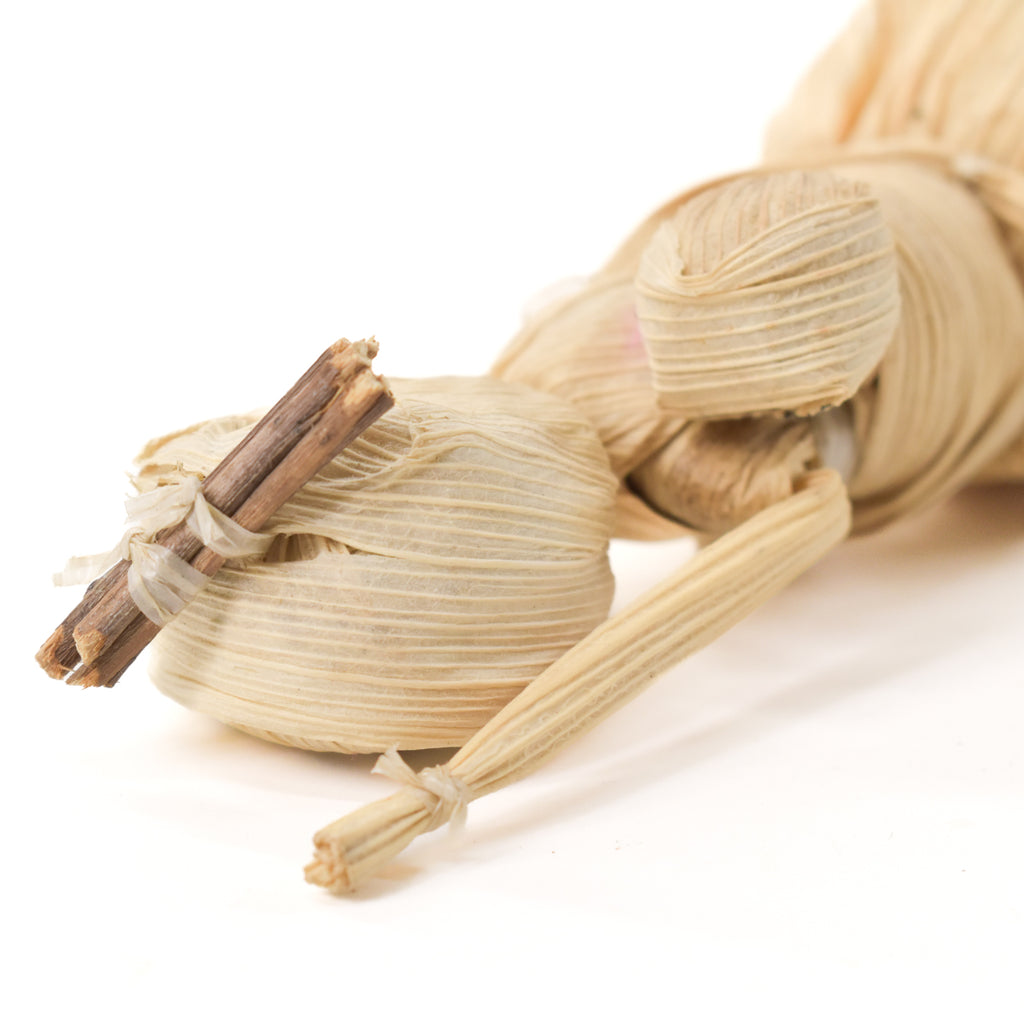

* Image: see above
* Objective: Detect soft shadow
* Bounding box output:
[162,717,458,798]
[457,485,1024,855]
[319,485,1024,890]
[145,485,1024,893]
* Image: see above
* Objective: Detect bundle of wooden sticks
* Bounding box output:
[37,339,392,689]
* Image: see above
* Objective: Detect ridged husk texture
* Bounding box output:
[765,0,1024,523]
[494,0,1024,536]
[138,378,617,753]
[302,0,1024,890]
[111,0,1024,891]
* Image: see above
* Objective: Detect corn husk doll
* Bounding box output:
[63,0,1024,891]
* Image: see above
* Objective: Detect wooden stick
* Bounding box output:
[38,346,355,679]
[70,368,394,688]
[37,562,130,678]
[73,342,379,664]
[39,339,393,687]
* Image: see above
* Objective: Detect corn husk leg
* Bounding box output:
[306,469,851,893]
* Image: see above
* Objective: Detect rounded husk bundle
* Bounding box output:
[137,377,617,753]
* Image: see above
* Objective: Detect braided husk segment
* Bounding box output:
[498,154,1024,537]
[834,159,1024,528]
[635,170,900,420]
[762,0,1024,497]
[765,0,1024,179]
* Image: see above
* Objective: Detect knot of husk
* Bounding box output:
[304,750,473,894]
[634,169,900,420]
[372,748,471,831]
[55,475,272,626]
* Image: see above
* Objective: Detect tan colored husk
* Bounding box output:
[115,0,1024,892]
[834,159,1024,528]
[764,0,1024,185]
[759,0,1024,515]
[139,377,617,753]
[491,3,1024,528]
[493,277,685,478]
[306,469,851,892]
[635,170,901,420]
[630,417,819,534]
[306,0,1024,891]
[500,157,1024,526]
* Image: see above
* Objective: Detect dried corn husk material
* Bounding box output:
[493,277,685,478]
[765,0,1024,493]
[634,170,900,419]
[833,159,1024,528]
[976,432,1024,484]
[55,476,274,626]
[490,168,892,539]
[765,0,1024,184]
[631,417,819,535]
[498,158,1024,535]
[85,0,1024,894]
[137,377,617,753]
[301,0,1024,893]
[307,469,851,892]
[493,4,1024,534]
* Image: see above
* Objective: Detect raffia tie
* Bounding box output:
[373,748,471,831]
[54,476,273,626]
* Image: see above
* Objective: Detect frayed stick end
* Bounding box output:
[36,627,71,680]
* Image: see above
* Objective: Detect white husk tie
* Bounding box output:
[373,748,471,831]
[55,476,272,626]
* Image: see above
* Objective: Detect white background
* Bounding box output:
[3,1,1023,1021]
